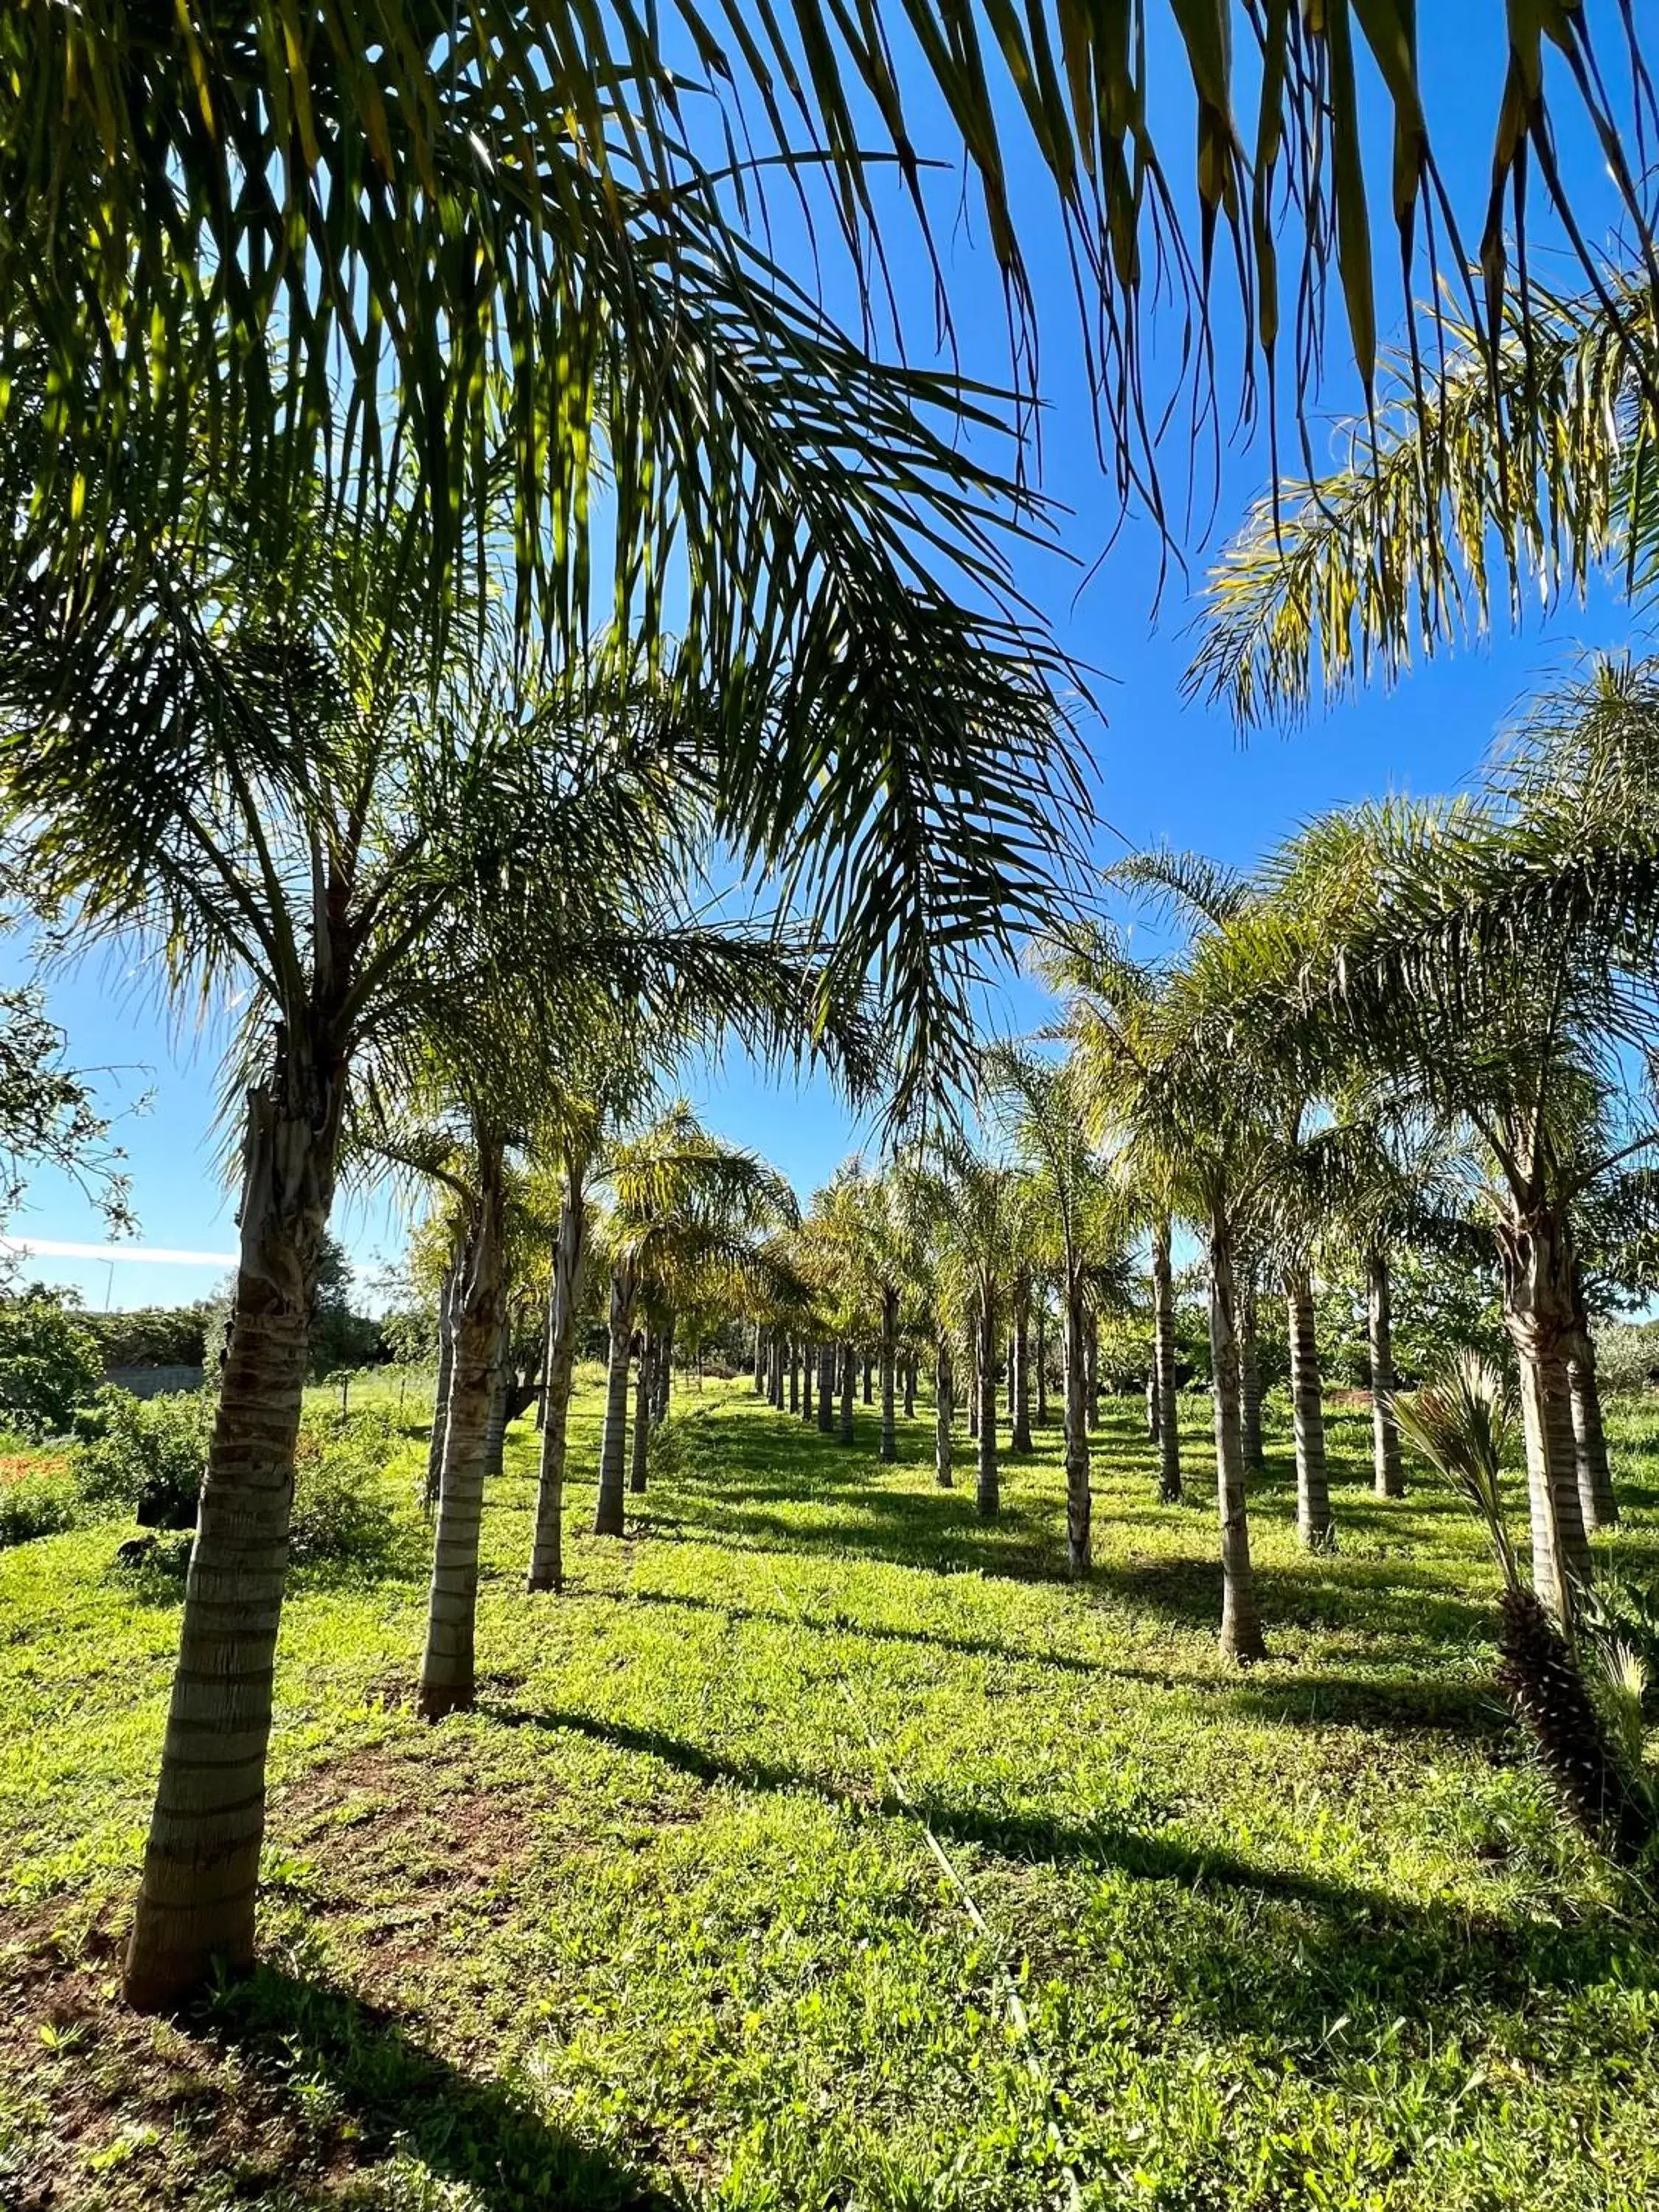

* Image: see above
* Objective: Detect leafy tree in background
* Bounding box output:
[0,1284,101,1438]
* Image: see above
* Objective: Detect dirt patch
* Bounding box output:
[0,1908,316,2209]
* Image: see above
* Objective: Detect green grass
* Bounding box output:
[6,1373,1659,2208]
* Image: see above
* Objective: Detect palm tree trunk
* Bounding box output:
[417,1135,507,1725]
[1569,1343,1617,1533]
[1287,1268,1332,1549]
[1568,1270,1617,1533]
[1208,1205,1267,1663]
[935,1336,954,1488]
[424,1253,459,1511]
[801,1341,814,1425]
[880,1288,899,1463]
[967,1330,980,1439]
[629,1332,652,1494]
[1499,1207,1593,1627]
[594,1264,638,1535]
[903,1353,916,1420]
[1152,1218,1182,1504]
[1085,1310,1100,1430]
[1367,1251,1404,1499]
[124,1062,342,2011]
[753,1323,765,1393]
[1011,1271,1032,1454]
[818,1343,835,1433]
[1034,1305,1048,1426]
[863,1352,873,1405]
[1239,1279,1265,1473]
[481,1312,511,1482]
[527,1164,586,1593]
[976,1290,999,1518]
[788,1338,800,1414]
[1063,1276,1090,1576]
[653,1310,675,1424]
[840,1340,855,1443]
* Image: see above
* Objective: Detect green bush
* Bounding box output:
[73,1387,212,1528]
[288,1407,404,1568]
[1593,1321,1659,1397]
[0,1287,102,1439]
[72,1391,408,1568]
[0,1466,77,1547]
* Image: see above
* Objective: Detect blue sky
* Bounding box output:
[3,13,1647,1311]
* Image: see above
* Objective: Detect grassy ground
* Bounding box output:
[6,1374,1659,2210]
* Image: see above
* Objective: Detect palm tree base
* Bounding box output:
[417,1680,475,1722]
[124,1878,257,2013]
[525,1570,563,1593]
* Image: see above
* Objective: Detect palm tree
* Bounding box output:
[0,501,735,2007]
[1183,719,1659,1627]
[15,5,1649,603]
[983,1043,1125,1575]
[1048,924,1270,1660]
[929,1141,1029,1525]
[592,1107,799,1535]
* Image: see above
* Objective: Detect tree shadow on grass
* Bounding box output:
[484,1701,1658,2053]
[202,1962,666,2209]
[616,1583,1105,1674]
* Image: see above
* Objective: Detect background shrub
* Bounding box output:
[1593,1321,1659,1397]
[0,1462,77,1547]
[0,1287,102,1439]
[73,1387,212,1528]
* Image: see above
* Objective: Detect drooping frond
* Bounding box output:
[12,4,1656,576]
[1107,847,1252,932]
[1190,278,1659,727]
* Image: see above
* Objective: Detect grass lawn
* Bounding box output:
[6,1373,1659,2208]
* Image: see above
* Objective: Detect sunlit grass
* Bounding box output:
[4,1374,1659,2207]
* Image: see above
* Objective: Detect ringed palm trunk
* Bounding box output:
[124,1044,344,2011]
[417,1135,509,1724]
[1498,1206,1593,1627]
[752,1324,765,1392]
[1367,1251,1404,1500]
[863,1352,873,1405]
[1568,1269,1617,1532]
[1568,1340,1617,1534]
[424,1252,460,1511]
[630,1332,653,1493]
[976,1289,999,1519]
[1239,1279,1265,1474]
[1011,1270,1032,1455]
[481,1313,512,1482]
[652,1310,674,1425]
[1062,1273,1090,1578]
[840,1340,855,1443]
[818,1343,835,1433]
[935,1335,954,1488]
[1287,1268,1332,1549]
[1085,1310,1100,1431]
[903,1352,916,1421]
[1152,1218,1182,1504]
[594,1262,639,1536]
[880,1287,899,1463]
[527,1164,586,1593]
[1208,1204,1267,1663]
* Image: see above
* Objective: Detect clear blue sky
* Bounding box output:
[3,13,1646,1310]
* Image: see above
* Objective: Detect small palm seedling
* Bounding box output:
[1394,1355,1652,1867]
